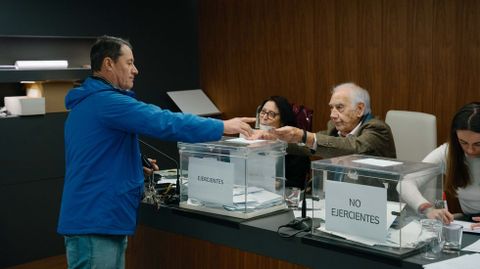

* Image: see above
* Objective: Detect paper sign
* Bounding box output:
[188,157,234,205]
[325,180,387,242]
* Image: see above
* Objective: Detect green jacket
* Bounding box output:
[315,118,396,158]
[288,118,396,159]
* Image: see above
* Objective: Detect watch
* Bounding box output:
[301,129,307,144]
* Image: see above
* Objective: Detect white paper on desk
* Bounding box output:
[317,226,378,246]
[233,194,256,204]
[380,220,422,248]
[157,178,177,184]
[423,253,480,269]
[251,190,283,205]
[453,220,480,234]
[318,220,422,249]
[233,186,263,196]
[155,169,177,178]
[232,189,282,209]
[463,239,480,252]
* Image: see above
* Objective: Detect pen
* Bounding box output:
[442,192,449,211]
[391,211,401,216]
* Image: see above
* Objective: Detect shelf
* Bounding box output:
[0,68,91,83]
[0,35,94,83]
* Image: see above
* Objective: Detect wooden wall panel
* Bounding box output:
[312,0,336,124]
[126,225,308,269]
[406,0,433,112]
[432,0,459,141]
[198,0,316,120]
[199,0,480,145]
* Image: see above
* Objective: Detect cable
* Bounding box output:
[277,218,312,238]
[138,139,180,202]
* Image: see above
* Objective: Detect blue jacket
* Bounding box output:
[57,77,223,235]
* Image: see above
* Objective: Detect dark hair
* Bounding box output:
[90,35,132,72]
[260,96,296,127]
[445,102,480,195]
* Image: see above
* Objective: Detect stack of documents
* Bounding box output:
[186,186,284,212]
[224,186,283,211]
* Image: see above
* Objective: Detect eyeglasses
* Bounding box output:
[259,109,279,119]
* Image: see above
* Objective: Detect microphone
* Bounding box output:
[138,139,180,201]
[301,191,307,219]
[299,174,312,230]
[301,175,308,218]
[255,105,262,129]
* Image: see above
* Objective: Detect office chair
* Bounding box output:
[291,104,314,132]
[385,110,437,162]
[386,110,443,211]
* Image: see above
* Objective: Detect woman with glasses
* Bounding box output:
[257,96,311,189]
[399,102,480,229]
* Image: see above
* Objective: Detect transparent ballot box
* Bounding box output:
[178,137,287,219]
[309,154,442,258]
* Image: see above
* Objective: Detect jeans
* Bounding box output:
[64,235,128,269]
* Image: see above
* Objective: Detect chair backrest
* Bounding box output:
[291,104,313,132]
[385,110,437,162]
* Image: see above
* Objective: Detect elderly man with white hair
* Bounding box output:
[270,82,396,158]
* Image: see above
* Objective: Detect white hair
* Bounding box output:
[332,82,371,115]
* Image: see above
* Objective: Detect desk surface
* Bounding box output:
[136,203,479,269]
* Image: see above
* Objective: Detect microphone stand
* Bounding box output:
[300,174,312,230]
[138,139,180,204]
[301,189,307,219]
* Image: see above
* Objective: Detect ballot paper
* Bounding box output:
[225,187,283,211]
[452,220,480,234]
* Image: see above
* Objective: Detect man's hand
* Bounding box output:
[246,129,277,140]
[223,117,256,137]
[270,126,303,143]
[143,158,159,176]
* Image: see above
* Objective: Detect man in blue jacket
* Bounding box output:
[57,35,254,269]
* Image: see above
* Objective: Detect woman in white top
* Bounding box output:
[400,102,480,229]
